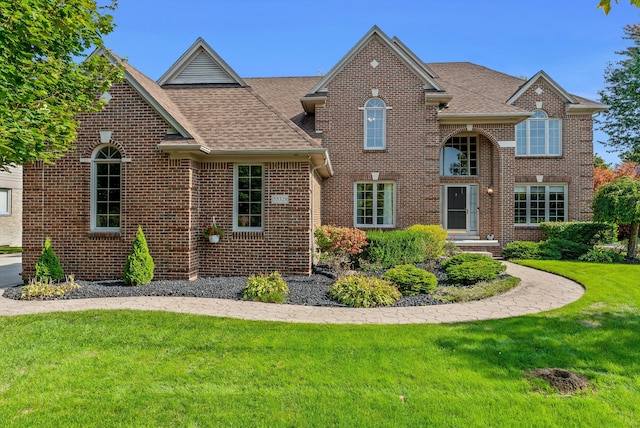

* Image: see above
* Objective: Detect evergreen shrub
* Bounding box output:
[123,226,155,286]
[383,264,438,295]
[329,275,401,307]
[35,237,64,281]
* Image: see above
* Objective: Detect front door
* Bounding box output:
[447,186,467,231]
[442,185,478,234]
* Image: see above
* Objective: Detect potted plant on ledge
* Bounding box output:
[202,223,224,243]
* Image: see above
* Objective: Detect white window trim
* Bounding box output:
[353,181,396,228]
[440,135,478,177]
[516,110,562,156]
[514,183,567,226]
[233,164,264,232]
[0,188,10,215]
[361,98,390,150]
[90,144,122,233]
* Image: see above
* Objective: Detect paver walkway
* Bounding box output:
[0,261,584,324]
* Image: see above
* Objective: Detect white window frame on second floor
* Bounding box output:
[515,110,562,156]
[354,181,395,228]
[234,164,264,232]
[90,145,122,232]
[514,184,567,226]
[361,98,389,150]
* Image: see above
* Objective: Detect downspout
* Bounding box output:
[310,155,328,272]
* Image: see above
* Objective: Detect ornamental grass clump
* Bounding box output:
[123,226,155,286]
[383,264,438,295]
[21,275,79,300]
[35,237,64,282]
[243,272,289,303]
[329,275,401,308]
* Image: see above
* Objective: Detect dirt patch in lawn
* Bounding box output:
[530,368,590,395]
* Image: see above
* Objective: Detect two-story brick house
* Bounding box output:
[21,26,606,281]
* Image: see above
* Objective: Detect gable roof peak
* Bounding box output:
[306,25,444,96]
[507,70,577,105]
[157,38,247,87]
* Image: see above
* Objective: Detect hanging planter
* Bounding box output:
[202,217,223,243]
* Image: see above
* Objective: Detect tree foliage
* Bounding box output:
[594,161,640,189]
[35,237,64,281]
[592,177,640,260]
[597,24,640,162]
[0,0,123,170]
[598,0,640,14]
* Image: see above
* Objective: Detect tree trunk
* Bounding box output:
[627,223,639,261]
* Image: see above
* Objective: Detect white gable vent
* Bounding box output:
[169,50,236,85]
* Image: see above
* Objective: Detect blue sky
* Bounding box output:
[101,0,640,165]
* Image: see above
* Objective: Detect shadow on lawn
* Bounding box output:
[436,309,640,377]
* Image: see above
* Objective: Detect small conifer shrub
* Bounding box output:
[35,237,64,281]
[123,226,155,286]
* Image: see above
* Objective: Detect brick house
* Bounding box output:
[21,26,606,281]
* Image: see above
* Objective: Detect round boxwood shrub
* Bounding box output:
[383,264,437,295]
[442,253,502,269]
[539,239,591,260]
[243,272,289,303]
[329,275,401,307]
[445,261,502,285]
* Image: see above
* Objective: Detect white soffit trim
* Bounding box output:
[157,37,247,87]
[507,70,577,105]
[307,25,444,95]
[90,47,194,139]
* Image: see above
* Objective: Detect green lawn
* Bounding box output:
[1,261,639,427]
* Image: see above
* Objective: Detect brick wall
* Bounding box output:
[22,82,316,280]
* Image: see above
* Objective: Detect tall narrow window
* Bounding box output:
[91,145,122,231]
[364,98,386,149]
[235,165,263,231]
[440,136,477,176]
[355,182,395,227]
[515,110,561,156]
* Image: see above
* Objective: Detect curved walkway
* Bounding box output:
[0,262,584,324]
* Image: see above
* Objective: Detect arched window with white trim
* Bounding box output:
[364,98,386,149]
[91,145,122,231]
[515,110,561,156]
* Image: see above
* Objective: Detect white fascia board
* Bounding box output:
[507,70,577,105]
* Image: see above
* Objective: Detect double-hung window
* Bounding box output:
[91,145,122,231]
[355,182,395,228]
[516,110,561,156]
[514,184,566,225]
[235,164,263,231]
[363,98,386,150]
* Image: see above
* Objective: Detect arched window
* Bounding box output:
[364,98,386,149]
[515,110,561,156]
[91,145,122,231]
[440,136,477,176]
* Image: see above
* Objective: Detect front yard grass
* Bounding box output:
[0,261,639,427]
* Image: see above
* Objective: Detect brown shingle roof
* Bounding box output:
[163,84,321,150]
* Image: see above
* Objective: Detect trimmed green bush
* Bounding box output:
[329,275,401,307]
[446,261,502,285]
[35,237,64,281]
[540,221,617,246]
[383,264,438,295]
[441,253,501,269]
[539,239,591,260]
[123,226,155,286]
[578,247,626,263]
[363,230,437,269]
[501,241,542,260]
[406,224,448,261]
[243,272,289,303]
